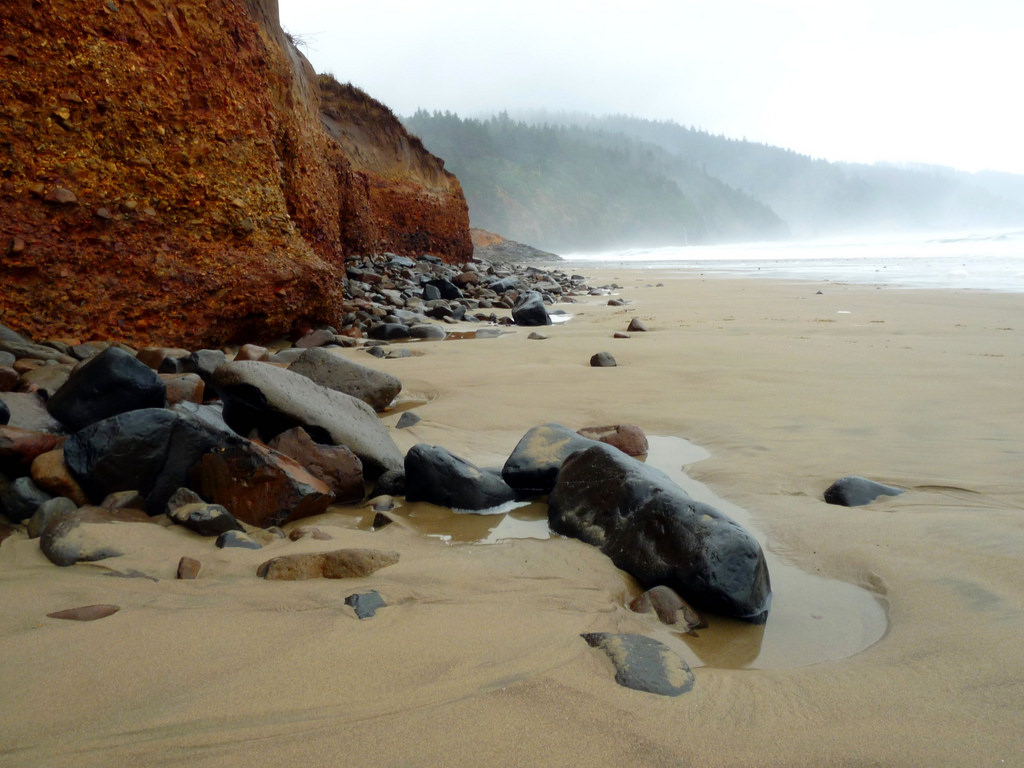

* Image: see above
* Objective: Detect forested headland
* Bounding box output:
[403,111,1024,253]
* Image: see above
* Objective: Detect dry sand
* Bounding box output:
[2,272,1023,767]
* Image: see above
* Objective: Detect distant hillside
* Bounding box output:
[526,113,1024,238]
[402,111,785,252]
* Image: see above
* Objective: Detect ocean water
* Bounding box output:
[561,229,1024,292]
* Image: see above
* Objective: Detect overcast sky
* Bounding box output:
[279,0,1024,175]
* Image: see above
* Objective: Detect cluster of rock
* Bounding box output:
[338,251,601,336]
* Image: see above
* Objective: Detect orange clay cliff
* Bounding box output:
[0,0,471,347]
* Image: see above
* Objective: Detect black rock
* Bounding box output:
[404,444,516,511]
[345,590,386,619]
[549,444,772,623]
[63,408,227,514]
[824,476,904,507]
[511,291,552,326]
[373,469,406,497]
[426,278,463,301]
[1,476,53,523]
[169,501,245,537]
[160,349,228,384]
[0,397,8,426]
[215,530,262,549]
[501,423,600,497]
[590,351,617,367]
[46,347,166,432]
[368,323,411,341]
[582,633,695,696]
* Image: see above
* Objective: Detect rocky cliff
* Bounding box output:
[0,0,471,347]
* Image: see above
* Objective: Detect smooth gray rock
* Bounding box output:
[582,633,695,696]
[404,444,516,511]
[395,412,421,429]
[549,444,772,623]
[212,361,404,478]
[345,590,386,619]
[1,476,53,523]
[27,496,78,538]
[590,351,617,367]
[824,476,904,507]
[501,423,601,497]
[287,347,401,412]
[409,324,446,340]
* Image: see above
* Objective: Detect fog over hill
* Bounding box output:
[403,110,1024,252]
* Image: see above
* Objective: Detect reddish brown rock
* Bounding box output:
[137,347,191,371]
[235,344,271,362]
[288,526,332,541]
[30,447,89,506]
[160,373,205,406]
[0,366,19,392]
[576,424,649,457]
[0,426,65,470]
[0,0,470,348]
[46,604,120,621]
[191,438,334,528]
[257,548,399,580]
[629,585,707,631]
[177,557,202,580]
[268,426,364,503]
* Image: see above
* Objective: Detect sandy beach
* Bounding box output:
[2,271,1023,767]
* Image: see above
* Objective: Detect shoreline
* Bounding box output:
[2,270,1023,766]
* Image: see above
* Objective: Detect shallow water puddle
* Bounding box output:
[366,436,887,670]
[643,435,888,670]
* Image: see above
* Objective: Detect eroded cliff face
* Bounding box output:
[0,0,471,347]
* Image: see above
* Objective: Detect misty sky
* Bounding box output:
[279,0,1024,175]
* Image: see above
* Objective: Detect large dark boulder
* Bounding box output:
[511,291,552,326]
[405,444,516,511]
[501,423,600,497]
[425,278,463,300]
[0,397,9,426]
[287,347,401,412]
[548,444,772,623]
[824,476,904,507]
[46,347,166,432]
[63,408,226,515]
[212,361,404,478]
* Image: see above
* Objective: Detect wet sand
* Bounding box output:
[2,273,1023,766]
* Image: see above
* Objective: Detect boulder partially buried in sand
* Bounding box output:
[824,476,904,507]
[582,632,695,697]
[257,549,399,580]
[549,443,772,623]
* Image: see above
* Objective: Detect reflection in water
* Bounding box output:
[340,436,887,670]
